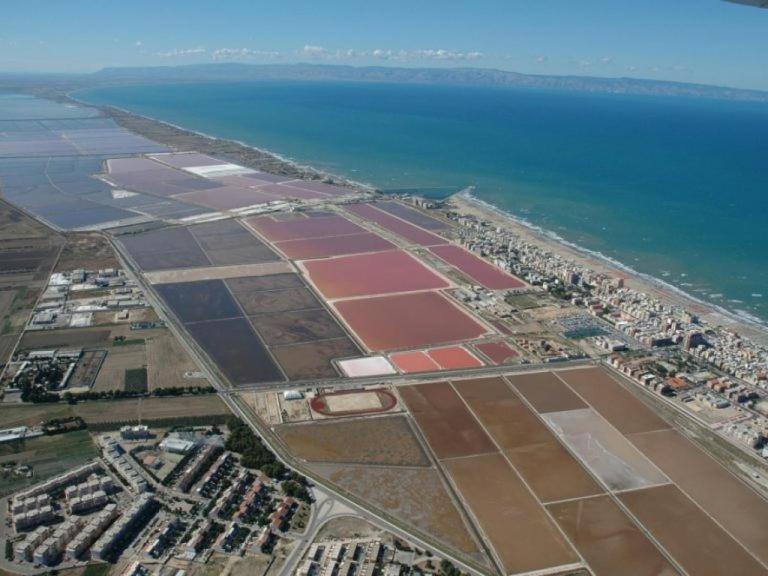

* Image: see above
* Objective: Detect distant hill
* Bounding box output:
[91,63,768,102]
[2,63,767,103]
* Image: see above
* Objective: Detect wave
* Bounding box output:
[460,190,768,332]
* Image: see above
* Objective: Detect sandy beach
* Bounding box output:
[450,192,768,346]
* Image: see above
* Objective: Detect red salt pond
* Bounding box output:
[334,291,487,351]
[429,244,526,290]
[427,346,483,370]
[275,232,395,260]
[345,203,448,246]
[474,341,520,365]
[246,214,365,242]
[390,351,441,373]
[303,250,449,299]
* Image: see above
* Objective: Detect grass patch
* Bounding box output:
[124,367,148,393]
[81,564,113,576]
[0,429,97,496]
[504,293,540,310]
[113,338,145,347]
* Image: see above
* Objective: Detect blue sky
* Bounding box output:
[1,0,766,90]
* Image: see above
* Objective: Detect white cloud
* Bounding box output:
[600,56,613,65]
[154,46,206,58]
[147,44,487,64]
[301,44,329,57]
[212,48,282,60]
[134,40,143,47]
[411,49,483,60]
[535,54,548,63]
[297,46,483,62]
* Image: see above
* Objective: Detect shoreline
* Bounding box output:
[67,90,377,195]
[451,191,768,345]
[68,89,768,345]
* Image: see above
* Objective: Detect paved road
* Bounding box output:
[221,358,596,395]
[276,486,357,576]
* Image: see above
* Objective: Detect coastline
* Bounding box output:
[451,191,768,346]
[67,90,377,195]
[68,89,768,345]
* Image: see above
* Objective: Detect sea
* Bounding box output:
[78,81,768,327]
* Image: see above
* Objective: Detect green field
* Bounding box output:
[504,293,541,310]
[0,394,230,429]
[125,367,148,393]
[81,565,112,576]
[0,429,98,496]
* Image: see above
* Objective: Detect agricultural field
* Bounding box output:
[18,326,113,350]
[92,341,146,392]
[55,232,119,271]
[0,429,97,496]
[0,394,229,428]
[0,199,63,363]
[145,328,208,390]
[277,415,429,466]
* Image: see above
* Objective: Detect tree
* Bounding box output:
[439,560,461,576]
[282,480,311,502]
[225,417,281,473]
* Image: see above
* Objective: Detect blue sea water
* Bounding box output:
[78,81,768,325]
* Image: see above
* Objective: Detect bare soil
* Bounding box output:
[444,452,579,574]
[313,463,482,558]
[628,428,768,565]
[506,371,588,413]
[399,382,496,460]
[547,495,679,576]
[277,415,429,466]
[620,484,767,576]
[556,367,672,434]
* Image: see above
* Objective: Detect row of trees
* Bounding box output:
[33,385,217,404]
